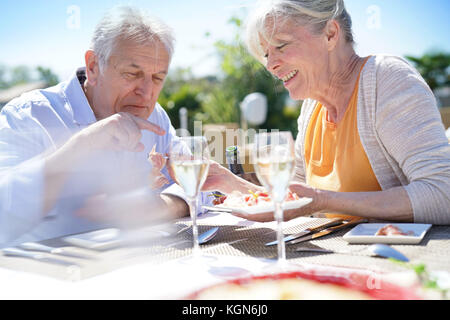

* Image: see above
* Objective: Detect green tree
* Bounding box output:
[207,16,300,134]
[158,67,206,133]
[10,65,31,86]
[0,65,60,89]
[0,65,7,89]
[405,51,450,91]
[37,66,59,86]
[159,14,301,135]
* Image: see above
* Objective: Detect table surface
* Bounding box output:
[0,212,449,299]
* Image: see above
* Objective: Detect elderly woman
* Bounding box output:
[205,0,450,225]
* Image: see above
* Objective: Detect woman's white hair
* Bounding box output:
[246,0,354,63]
[90,6,175,71]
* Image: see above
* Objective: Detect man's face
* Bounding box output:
[88,39,170,120]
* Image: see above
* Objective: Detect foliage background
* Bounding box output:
[1,16,449,136]
[157,16,449,137]
[158,16,301,136]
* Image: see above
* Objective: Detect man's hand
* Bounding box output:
[78,112,165,153]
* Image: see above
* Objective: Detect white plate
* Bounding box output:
[343,223,432,244]
[212,197,313,215]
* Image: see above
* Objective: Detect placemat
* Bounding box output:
[0,217,448,281]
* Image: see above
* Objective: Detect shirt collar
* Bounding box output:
[63,67,97,126]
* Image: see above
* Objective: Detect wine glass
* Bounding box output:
[253,131,295,267]
[169,136,210,257]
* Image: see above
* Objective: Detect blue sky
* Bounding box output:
[0,0,449,81]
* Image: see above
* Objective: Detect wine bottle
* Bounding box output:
[225,146,245,175]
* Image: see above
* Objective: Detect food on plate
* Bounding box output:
[214,190,300,207]
[211,196,226,205]
[192,275,372,300]
[375,224,415,236]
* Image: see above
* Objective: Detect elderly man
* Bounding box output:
[0,6,207,247]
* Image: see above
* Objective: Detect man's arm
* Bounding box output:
[0,107,49,244]
[43,112,165,215]
[76,190,189,228]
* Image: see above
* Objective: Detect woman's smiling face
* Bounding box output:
[260,18,330,100]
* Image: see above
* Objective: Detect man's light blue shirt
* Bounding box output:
[0,68,211,247]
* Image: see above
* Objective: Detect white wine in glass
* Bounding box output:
[169,136,210,256]
[254,132,295,266]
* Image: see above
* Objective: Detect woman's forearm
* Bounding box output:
[203,162,264,195]
[220,174,264,194]
[323,186,414,222]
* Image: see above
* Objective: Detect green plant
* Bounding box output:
[405,51,450,91]
[36,66,59,87]
[159,13,303,136]
[390,259,448,299]
[211,15,297,134]
[0,64,60,89]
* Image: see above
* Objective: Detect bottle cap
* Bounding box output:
[226,146,238,154]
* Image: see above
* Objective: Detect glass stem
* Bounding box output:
[189,197,200,256]
[274,201,286,264]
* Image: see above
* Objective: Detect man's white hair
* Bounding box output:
[90,6,175,70]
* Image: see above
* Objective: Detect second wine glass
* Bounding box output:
[253,131,295,266]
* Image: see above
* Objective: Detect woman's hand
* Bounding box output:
[201,160,234,192]
[231,182,326,222]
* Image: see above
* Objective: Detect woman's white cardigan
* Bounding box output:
[294,55,450,225]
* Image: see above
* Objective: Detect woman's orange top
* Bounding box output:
[304,57,381,219]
